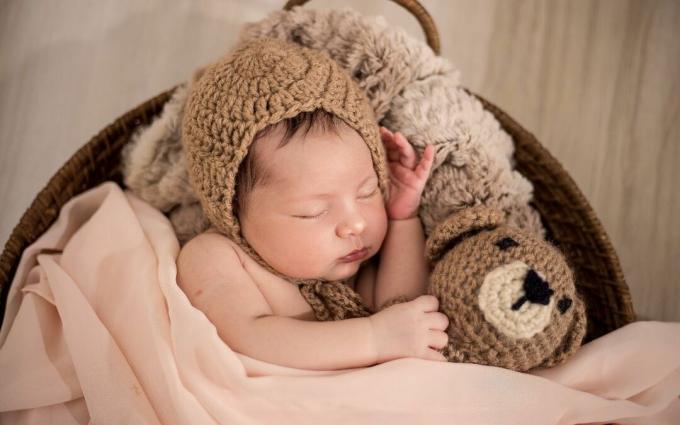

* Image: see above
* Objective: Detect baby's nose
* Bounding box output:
[338,217,366,238]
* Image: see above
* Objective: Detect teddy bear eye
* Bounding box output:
[496,237,519,251]
[558,297,573,314]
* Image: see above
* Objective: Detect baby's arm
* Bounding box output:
[373,217,430,310]
[177,233,378,371]
[374,127,434,311]
[248,316,377,370]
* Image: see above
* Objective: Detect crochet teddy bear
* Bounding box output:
[415,204,587,371]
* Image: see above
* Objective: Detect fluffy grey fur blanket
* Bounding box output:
[121,7,544,246]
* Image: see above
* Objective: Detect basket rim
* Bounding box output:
[474,93,629,280]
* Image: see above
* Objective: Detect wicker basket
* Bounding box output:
[0,0,635,343]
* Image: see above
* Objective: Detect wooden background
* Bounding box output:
[1,0,678,321]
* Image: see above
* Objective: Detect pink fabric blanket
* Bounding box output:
[0,182,678,425]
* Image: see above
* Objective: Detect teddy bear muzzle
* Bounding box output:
[478,260,564,339]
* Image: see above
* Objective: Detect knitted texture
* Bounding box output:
[426,205,587,371]
[181,37,389,294]
[298,280,374,321]
[426,206,505,264]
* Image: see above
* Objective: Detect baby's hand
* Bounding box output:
[380,127,434,220]
[369,295,449,363]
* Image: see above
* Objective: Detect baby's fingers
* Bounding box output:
[380,128,401,161]
[428,311,450,331]
[389,162,420,187]
[428,330,449,349]
[424,348,448,362]
[394,132,418,169]
[414,145,435,180]
[381,128,417,169]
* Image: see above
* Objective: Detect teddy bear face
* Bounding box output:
[428,225,582,370]
[480,228,576,338]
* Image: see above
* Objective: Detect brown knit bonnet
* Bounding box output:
[181,37,389,305]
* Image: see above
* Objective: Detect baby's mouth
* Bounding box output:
[339,247,369,262]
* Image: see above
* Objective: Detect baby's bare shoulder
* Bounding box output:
[184,228,245,259]
[176,230,245,293]
[177,228,273,318]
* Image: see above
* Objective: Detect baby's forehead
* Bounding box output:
[254,129,374,179]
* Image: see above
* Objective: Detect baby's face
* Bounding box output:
[240,124,388,281]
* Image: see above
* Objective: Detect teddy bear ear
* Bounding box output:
[425,205,505,264]
[189,64,209,85]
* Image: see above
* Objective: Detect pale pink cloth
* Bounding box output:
[0,182,678,425]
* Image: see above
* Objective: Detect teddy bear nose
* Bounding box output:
[510,269,554,311]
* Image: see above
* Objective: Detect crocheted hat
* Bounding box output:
[181,37,389,288]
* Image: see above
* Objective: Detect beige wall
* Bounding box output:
[1,0,678,321]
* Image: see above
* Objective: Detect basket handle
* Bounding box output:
[282,0,441,55]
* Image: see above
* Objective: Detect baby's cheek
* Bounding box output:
[371,204,389,246]
[270,234,325,275]
[294,227,334,254]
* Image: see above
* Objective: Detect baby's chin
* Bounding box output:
[327,257,372,281]
[290,259,366,282]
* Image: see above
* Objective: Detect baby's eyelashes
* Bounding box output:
[293,210,328,220]
[290,185,381,220]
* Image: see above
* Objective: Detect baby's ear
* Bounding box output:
[425,205,504,264]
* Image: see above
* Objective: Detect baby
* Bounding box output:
[176,38,448,370]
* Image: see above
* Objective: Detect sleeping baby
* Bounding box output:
[176,37,448,371]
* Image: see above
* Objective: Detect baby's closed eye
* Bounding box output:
[292,187,380,220]
[294,211,327,220]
